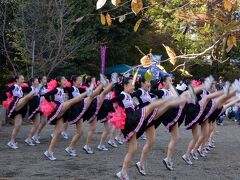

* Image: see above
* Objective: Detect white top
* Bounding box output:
[12,84,23,98]
[72,86,80,98]
[54,88,65,103]
[139,88,152,103]
[121,92,135,110]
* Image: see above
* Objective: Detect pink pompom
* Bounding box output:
[47,80,57,92]
[6,92,12,98]
[108,107,126,129]
[158,83,163,89]
[7,82,16,87]
[2,97,14,110]
[192,80,202,88]
[66,81,71,87]
[40,99,56,117]
[21,83,29,88]
[79,85,87,89]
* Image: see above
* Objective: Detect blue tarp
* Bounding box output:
[106,64,168,78]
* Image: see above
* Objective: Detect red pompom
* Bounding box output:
[2,97,14,110]
[21,83,29,88]
[6,92,12,98]
[40,99,57,117]
[79,85,87,89]
[66,81,72,87]
[47,80,57,92]
[108,107,126,129]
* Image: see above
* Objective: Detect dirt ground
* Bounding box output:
[0,119,240,180]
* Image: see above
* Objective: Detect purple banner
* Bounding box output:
[101,46,107,75]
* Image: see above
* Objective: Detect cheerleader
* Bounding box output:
[82,73,118,154]
[135,76,204,174]
[32,76,48,144]
[110,77,193,180]
[3,75,35,149]
[65,74,109,156]
[193,80,239,158]
[24,77,41,146]
[42,76,93,160]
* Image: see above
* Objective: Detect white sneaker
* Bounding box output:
[61,131,69,139]
[111,72,118,84]
[182,154,193,165]
[116,171,130,180]
[100,74,108,86]
[25,139,35,146]
[162,158,174,171]
[44,150,56,161]
[108,140,118,148]
[115,137,123,145]
[7,141,18,149]
[83,145,94,154]
[141,134,147,140]
[86,84,94,96]
[32,136,40,144]
[51,133,54,138]
[65,147,77,157]
[136,161,146,175]
[97,145,109,151]
[197,149,206,157]
[191,150,198,160]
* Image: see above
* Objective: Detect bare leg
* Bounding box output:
[35,115,47,137]
[27,113,40,140]
[68,119,83,148]
[48,118,64,152]
[194,120,209,151]
[121,133,138,174]
[15,93,34,111]
[99,122,110,146]
[185,124,199,155]
[139,126,155,166]
[166,123,180,161]
[86,118,97,146]
[10,114,22,143]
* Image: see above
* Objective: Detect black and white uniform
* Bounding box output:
[198,90,216,125]
[67,86,87,125]
[110,91,147,141]
[28,86,40,120]
[97,92,115,123]
[132,88,158,138]
[6,84,28,119]
[149,88,184,132]
[44,87,69,125]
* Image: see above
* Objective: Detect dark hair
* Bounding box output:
[28,77,39,86]
[135,76,146,90]
[160,75,171,83]
[113,77,132,95]
[39,76,47,82]
[7,75,23,84]
[56,76,65,86]
[70,75,79,84]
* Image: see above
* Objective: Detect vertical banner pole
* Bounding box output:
[101,46,106,75]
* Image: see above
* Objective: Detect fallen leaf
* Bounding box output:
[131,0,143,15]
[119,15,126,23]
[232,36,237,47]
[96,0,107,10]
[134,18,142,32]
[111,0,121,6]
[106,13,112,26]
[163,44,177,65]
[75,16,84,22]
[224,0,232,12]
[100,14,106,25]
[179,69,192,77]
[144,70,153,81]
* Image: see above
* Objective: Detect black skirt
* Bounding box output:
[7,97,28,119]
[82,96,101,123]
[199,100,216,125]
[47,102,69,125]
[97,99,115,123]
[154,106,184,132]
[68,98,87,124]
[208,107,223,123]
[136,108,158,139]
[122,108,146,142]
[184,101,204,130]
[28,96,40,120]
